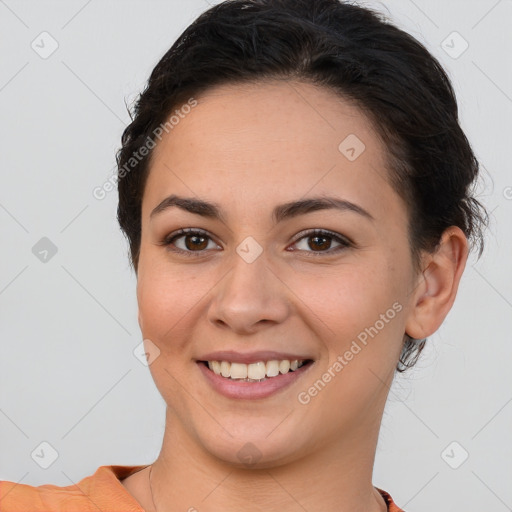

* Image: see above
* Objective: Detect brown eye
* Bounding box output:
[162,228,220,255]
[308,234,331,251]
[291,229,351,255]
[183,233,208,251]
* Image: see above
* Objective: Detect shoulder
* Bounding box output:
[0,465,148,512]
[377,487,406,512]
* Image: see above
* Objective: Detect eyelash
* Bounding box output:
[159,228,352,258]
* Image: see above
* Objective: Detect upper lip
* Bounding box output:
[197,350,314,365]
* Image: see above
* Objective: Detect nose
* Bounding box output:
[207,248,291,335]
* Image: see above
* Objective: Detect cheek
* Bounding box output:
[136,263,206,354]
[300,264,406,396]
[291,264,406,425]
[289,257,406,362]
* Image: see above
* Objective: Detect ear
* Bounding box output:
[405,226,469,340]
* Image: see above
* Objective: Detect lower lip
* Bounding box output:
[197,361,313,400]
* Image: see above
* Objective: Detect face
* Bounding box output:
[136,80,419,467]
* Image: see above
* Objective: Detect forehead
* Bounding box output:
[143,80,401,223]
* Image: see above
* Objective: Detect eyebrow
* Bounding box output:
[149,194,374,223]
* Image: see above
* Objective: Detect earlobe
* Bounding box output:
[405,227,469,340]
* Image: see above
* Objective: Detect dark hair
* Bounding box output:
[116,0,488,372]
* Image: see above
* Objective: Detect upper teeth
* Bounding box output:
[207,359,305,380]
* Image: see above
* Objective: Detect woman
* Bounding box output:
[0,0,487,510]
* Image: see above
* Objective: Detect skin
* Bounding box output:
[120,80,468,512]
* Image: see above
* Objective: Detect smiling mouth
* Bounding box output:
[199,359,314,382]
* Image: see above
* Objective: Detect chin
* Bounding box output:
[193,420,312,470]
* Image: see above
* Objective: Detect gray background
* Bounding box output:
[0,0,511,510]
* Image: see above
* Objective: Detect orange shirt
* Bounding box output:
[0,465,404,511]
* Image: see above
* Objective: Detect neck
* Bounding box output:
[148,408,387,512]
